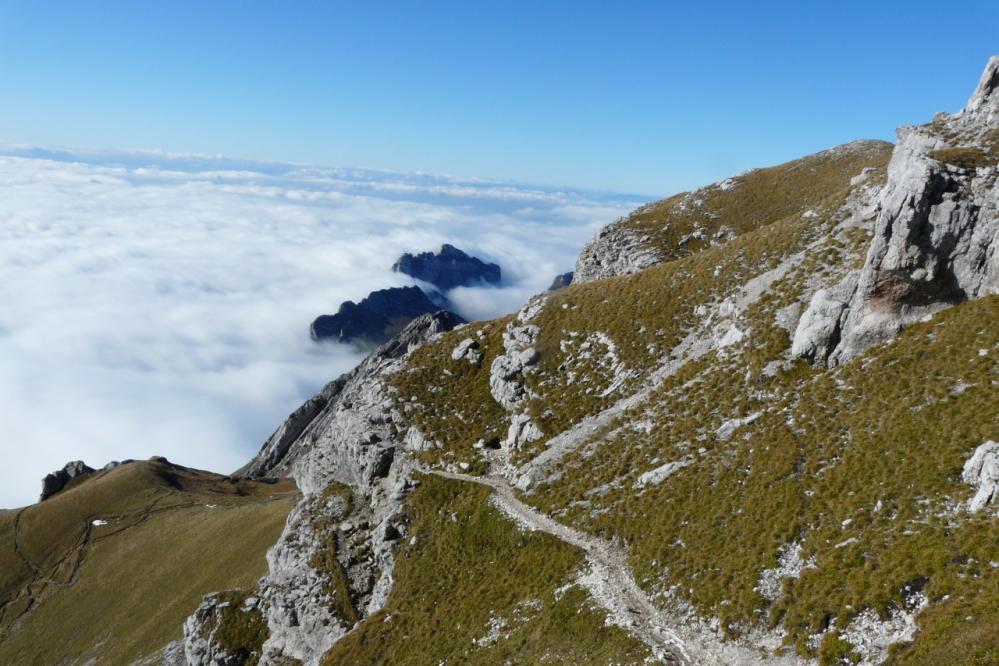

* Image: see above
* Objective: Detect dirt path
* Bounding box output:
[422,467,688,664]
[421,466,807,666]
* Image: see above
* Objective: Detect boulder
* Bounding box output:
[450,337,482,363]
[391,243,501,291]
[963,440,999,513]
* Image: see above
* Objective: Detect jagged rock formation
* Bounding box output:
[392,243,501,290]
[548,271,573,290]
[793,56,999,366]
[310,286,460,346]
[574,221,664,283]
[192,311,464,664]
[39,460,94,501]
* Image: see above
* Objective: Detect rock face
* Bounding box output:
[392,243,501,290]
[39,460,95,501]
[193,311,463,664]
[488,297,544,450]
[573,222,663,283]
[310,286,460,346]
[548,271,573,290]
[962,440,999,513]
[793,57,999,366]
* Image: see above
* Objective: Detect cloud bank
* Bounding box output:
[0,147,639,507]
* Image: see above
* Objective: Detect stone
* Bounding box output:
[39,460,95,501]
[451,337,482,363]
[489,300,544,411]
[634,460,690,488]
[962,440,999,512]
[311,286,459,346]
[794,58,999,366]
[505,413,543,449]
[391,243,501,291]
[574,224,663,283]
[790,273,860,364]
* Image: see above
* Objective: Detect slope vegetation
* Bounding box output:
[0,459,298,664]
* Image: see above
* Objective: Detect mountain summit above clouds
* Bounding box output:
[3,58,998,666]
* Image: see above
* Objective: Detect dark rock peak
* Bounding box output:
[311,286,452,346]
[548,271,573,291]
[40,460,95,501]
[392,244,501,291]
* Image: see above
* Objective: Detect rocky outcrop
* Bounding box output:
[793,57,999,366]
[548,271,573,290]
[39,460,95,501]
[789,273,859,364]
[487,297,545,451]
[248,311,463,481]
[573,222,663,283]
[201,311,462,664]
[310,286,461,346]
[450,337,482,364]
[392,243,501,290]
[962,440,999,513]
[488,300,543,411]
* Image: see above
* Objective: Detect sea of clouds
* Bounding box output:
[0,145,641,507]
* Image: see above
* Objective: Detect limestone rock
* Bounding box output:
[451,337,482,363]
[790,273,859,364]
[488,303,542,411]
[795,57,999,366]
[634,460,689,488]
[392,243,501,290]
[574,223,663,283]
[39,460,95,501]
[506,413,543,449]
[962,440,999,513]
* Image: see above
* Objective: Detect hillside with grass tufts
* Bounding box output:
[4,58,998,666]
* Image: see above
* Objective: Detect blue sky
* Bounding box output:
[1,1,997,194]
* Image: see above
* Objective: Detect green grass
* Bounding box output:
[527,296,998,661]
[929,147,997,169]
[0,460,298,664]
[309,482,361,625]
[616,140,891,262]
[391,317,512,462]
[204,589,269,666]
[382,128,994,661]
[321,474,650,665]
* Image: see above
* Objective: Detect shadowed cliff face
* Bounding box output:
[392,243,502,291]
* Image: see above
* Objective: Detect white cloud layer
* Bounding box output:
[0,147,639,507]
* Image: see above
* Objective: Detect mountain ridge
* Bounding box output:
[3,58,998,666]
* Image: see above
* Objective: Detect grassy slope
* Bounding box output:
[322,474,650,665]
[388,139,998,663]
[396,141,892,467]
[0,460,298,665]
[613,140,890,263]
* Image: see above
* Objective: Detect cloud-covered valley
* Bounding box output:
[0,147,640,507]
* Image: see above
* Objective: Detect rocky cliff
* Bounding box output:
[793,56,999,366]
